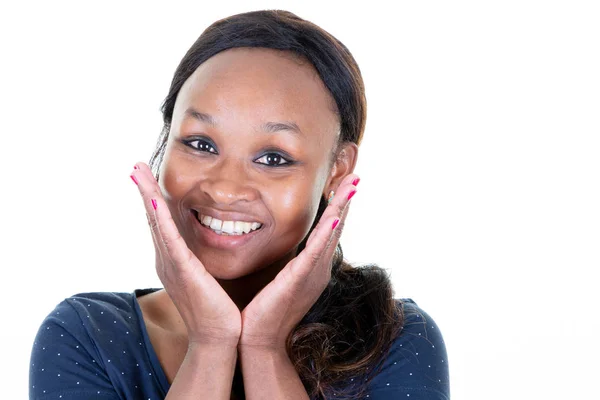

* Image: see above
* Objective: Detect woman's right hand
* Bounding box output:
[131,162,242,346]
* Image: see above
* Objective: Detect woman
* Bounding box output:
[30,10,449,400]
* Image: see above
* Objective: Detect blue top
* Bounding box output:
[29,289,450,399]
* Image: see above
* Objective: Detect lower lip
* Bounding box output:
[191,212,263,250]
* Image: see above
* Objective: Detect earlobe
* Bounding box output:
[323,142,359,197]
[327,190,335,205]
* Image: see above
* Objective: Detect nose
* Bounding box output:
[198,159,258,205]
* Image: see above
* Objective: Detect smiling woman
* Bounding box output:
[29,9,449,400]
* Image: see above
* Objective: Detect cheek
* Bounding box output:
[160,166,182,200]
[158,152,196,206]
[269,178,322,241]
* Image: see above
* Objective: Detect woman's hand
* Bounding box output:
[238,174,360,352]
[131,162,242,346]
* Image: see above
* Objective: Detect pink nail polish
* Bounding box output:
[352,178,360,186]
[130,175,138,185]
[331,218,340,230]
[151,199,157,210]
[347,190,357,201]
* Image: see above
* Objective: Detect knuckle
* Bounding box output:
[334,219,345,234]
[309,251,322,266]
[147,217,159,232]
[162,230,182,251]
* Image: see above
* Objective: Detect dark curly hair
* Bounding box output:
[149,9,404,399]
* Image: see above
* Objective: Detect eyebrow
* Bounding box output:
[184,108,303,137]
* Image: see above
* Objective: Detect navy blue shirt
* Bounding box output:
[29,289,450,399]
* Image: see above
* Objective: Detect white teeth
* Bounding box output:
[209,218,222,231]
[221,220,234,234]
[202,215,213,226]
[235,221,251,234]
[198,213,262,235]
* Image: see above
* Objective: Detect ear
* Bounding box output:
[323,141,359,197]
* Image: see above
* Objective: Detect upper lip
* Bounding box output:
[192,207,264,224]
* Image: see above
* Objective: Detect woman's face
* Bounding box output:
[158,47,354,280]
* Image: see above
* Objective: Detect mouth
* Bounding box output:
[191,210,263,235]
[190,210,264,249]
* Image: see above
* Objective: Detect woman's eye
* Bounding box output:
[255,153,291,167]
[184,138,292,167]
[186,139,217,154]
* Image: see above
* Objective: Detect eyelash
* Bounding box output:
[182,138,294,167]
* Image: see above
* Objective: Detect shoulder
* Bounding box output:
[32,291,137,340]
[31,289,162,348]
[29,289,160,399]
[45,288,163,328]
[29,292,130,399]
[396,298,446,339]
[365,298,450,399]
[62,290,136,315]
[394,298,448,365]
[30,290,142,355]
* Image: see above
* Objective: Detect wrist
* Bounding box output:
[238,343,289,360]
[238,345,309,399]
[187,328,241,349]
[185,341,239,370]
[188,338,240,352]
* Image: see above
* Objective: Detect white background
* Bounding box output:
[2,1,599,399]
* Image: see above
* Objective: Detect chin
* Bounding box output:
[199,256,259,281]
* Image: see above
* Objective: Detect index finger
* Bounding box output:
[291,174,359,278]
[131,162,197,268]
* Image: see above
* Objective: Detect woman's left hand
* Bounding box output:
[238,174,360,352]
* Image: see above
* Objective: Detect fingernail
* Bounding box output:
[352,177,360,186]
[347,190,357,201]
[130,175,138,185]
[331,218,340,230]
[151,199,157,210]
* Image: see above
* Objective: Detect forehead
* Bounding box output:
[172,47,340,141]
